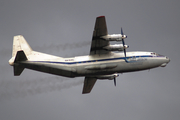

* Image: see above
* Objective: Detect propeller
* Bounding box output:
[121,27,128,62]
[113,74,119,86]
[114,77,116,86]
[121,27,126,57]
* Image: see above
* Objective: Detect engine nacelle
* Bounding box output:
[95,74,119,80]
[103,44,129,51]
[100,34,127,41]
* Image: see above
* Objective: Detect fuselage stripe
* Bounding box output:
[30,55,162,65]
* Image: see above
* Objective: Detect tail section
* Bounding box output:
[12,35,32,57]
[9,35,32,76]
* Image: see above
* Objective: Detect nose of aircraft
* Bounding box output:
[160,56,170,67]
[166,57,170,63]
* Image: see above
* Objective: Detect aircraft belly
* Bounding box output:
[20,61,77,77]
[76,62,119,76]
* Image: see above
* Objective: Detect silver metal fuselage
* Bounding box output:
[17,51,170,78]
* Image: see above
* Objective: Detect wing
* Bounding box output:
[90,16,110,55]
[82,77,97,94]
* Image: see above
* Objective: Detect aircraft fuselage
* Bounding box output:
[13,51,170,78]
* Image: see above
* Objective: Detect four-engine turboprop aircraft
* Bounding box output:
[9,16,170,94]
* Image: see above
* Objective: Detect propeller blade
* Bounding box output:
[121,27,127,58]
[121,27,124,35]
[122,38,126,57]
[114,78,116,86]
[124,48,126,57]
[121,27,125,46]
[122,38,125,45]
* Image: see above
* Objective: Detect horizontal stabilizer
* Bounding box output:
[14,50,27,63]
[14,64,24,76]
[13,50,27,76]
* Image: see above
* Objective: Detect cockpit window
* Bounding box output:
[151,52,156,55]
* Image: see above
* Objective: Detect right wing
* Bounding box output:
[90,16,111,55]
[82,77,97,94]
[82,16,111,94]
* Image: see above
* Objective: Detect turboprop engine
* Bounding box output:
[100,34,127,41]
[103,44,129,51]
[95,73,119,86]
[95,74,119,80]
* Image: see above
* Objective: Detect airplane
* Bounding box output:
[9,16,170,94]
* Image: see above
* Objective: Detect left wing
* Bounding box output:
[90,16,110,55]
[82,77,97,94]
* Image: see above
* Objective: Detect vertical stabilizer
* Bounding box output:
[9,35,32,76]
[12,35,32,57]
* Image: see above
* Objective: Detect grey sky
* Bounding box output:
[0,0,180,120]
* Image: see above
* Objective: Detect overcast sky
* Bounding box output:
[0,0,180,120]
